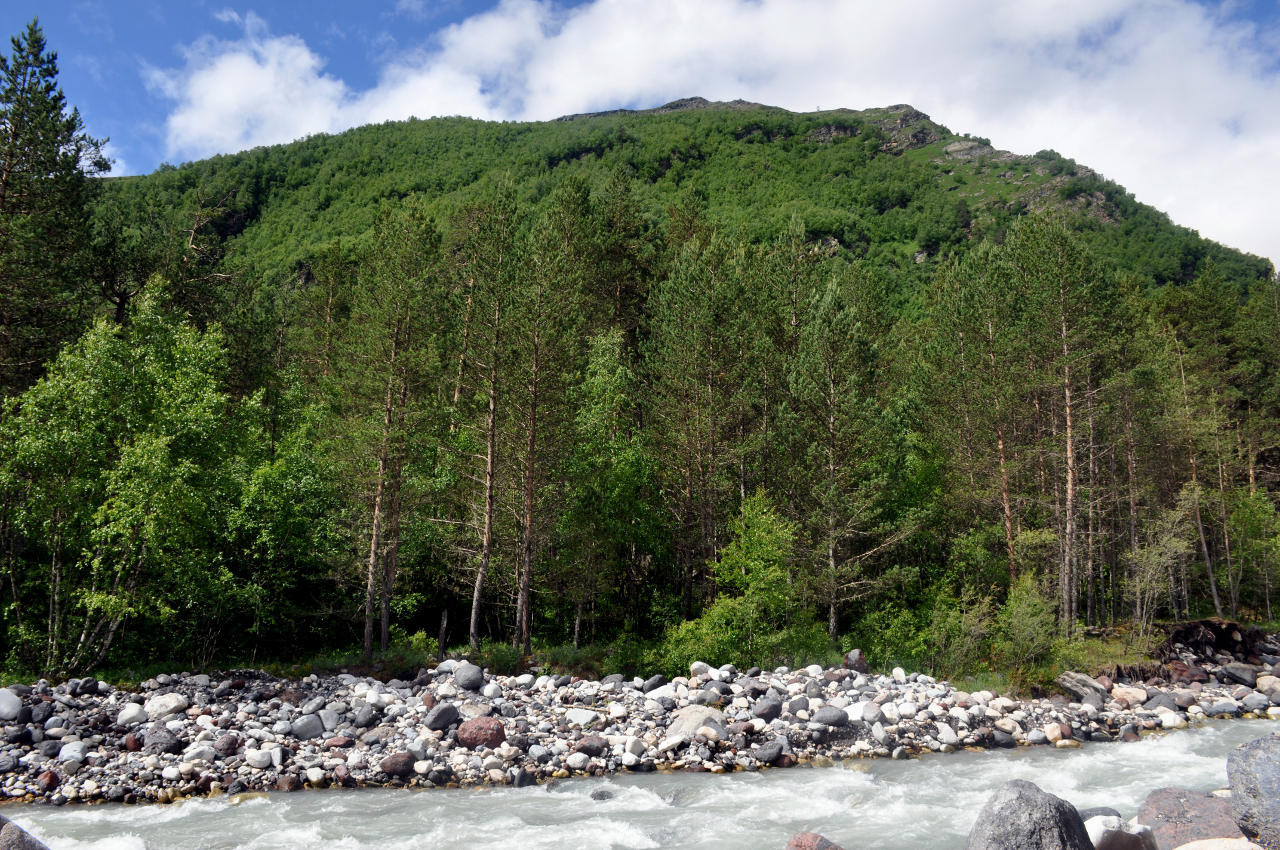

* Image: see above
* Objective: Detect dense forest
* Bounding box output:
[2,22,1278,685]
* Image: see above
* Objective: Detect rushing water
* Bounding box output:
[10,719,1276,850]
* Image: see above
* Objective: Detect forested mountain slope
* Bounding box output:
[5,79,1279,683]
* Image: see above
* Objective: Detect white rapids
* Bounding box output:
[10,719,1274,850]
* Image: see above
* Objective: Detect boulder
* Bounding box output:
[753,696,783,722]
[667,705,726,740]
[143,692,189,721]
[379,752,414,777]
[424,702,459,731]
[813,706,848,727]
[1056,671,1107,702]
[1139,787,1243,848]
[457,716,506,750]
[116,703,147,726]
[965,779,1092,850]
[754,739,784,765]
[1084,815,1158,850]
[454,662,484,691]
[1228,734,1280,846]
[1221,663,1261,688]
[787,833,845,850]
[0,690,22,722]
[0,820,51,850]
[142,727,183,755]
[290,713,325,740]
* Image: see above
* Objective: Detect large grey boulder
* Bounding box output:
[1229,734,1280,846]
[0,690,21,722]
[965,780,1092,850]
[290,713,325,740]
[1055,671,1107,702]
[454,662,484,691]
[0,818,51,850]
[666,705,725,740]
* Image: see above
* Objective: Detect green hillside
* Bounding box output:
[106,98,1271,299]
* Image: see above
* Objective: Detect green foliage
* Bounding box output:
[992,574,1060,687]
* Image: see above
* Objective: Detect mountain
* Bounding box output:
[106,98,1273,300]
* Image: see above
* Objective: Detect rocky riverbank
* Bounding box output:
[0,629,1277,808]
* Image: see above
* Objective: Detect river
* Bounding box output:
[9,718,1275,850]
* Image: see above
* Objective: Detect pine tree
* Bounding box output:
[0,19,108,394]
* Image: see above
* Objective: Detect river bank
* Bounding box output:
[0,625,1276,806]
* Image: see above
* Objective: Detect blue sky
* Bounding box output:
[4,1,1280,264]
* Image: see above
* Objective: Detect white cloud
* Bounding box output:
[147,0,1280,265]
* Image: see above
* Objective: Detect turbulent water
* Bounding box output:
[10,719,1275,850]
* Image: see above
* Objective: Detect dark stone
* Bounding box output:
[1055,671,1107,702]
[0,756,16,773]
[964,779,1091,850]
[991,730,1016,749]
[1142,692,1178,713]
[456,716,506,749]
[213,734,241,757]
[655,697,675,712]
[123,732,142,751]
[1229,733,1280,845]
[379,752,415,777]
[353,705,379,728]
[276,774,302,792]
[754,739,784,765]
[1222,662,1261,687]
[1081,692,1104,710]
[1210,700,1242,717]
[739,678,769,698]
[590,788,614,801]
[424,702,459,732]
[752,696,782,722]
[142,727,182,755]
[511,767,536,788]
[37,740,60,758]
[787,696,810,715]
[601,673,625,687]
[226,779,248,796]
[333,764,354,787]
[786,833,845,850]
[29,703,52,725]
[1138,787,1242,848]
[454,662,484,691]
[104,785,126,802]
[573,735,608,758]
[813,706,848,727]
[642,674,667,693]
[74,677,97,697]
[554,675,571,688]
[5,727,31,747]
[704,680,731,696]
[13,707,30,725]
[843,649,869,673]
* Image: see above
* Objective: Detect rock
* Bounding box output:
[213,734,241,757]
[1144,692,1179,713]
[1241,692,1270,713]
[573,735,609,758]
[668,705,726,739]
[379,752,415,777]
[1079,807,1124,821]
[1056,671,1107,702]
[642,674,667,693]
[277,774,302,792]
[1139,787,1244,848]
[0,689,21,722]
[965,779,1092,850]
[143,692,189,720]
[1084,815,1158,850]
[0,821,52,850]
[36,770,59,794]
[787,833,845,850]
[1166,840,1263,849]
[457,716,506,749]
[424,702,459,731]
[1167,661,1210,684]
[290,713,325,740]
[1112,685,1148,707]
[566,752,590,771]
[753,696,782,722]
[244,749,272,769]
[754,739,784,765]
[354,704,379,728]
[1228,734,1280,846]
[564,708,599,727]
[454,662,484,691]
[1222,664,1261,688]
[116,703,147,726]
[142,726,183,755]
[813,706,848,727]
[843,649,870,673]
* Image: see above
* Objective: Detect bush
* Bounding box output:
[479,640,521,676]
[854,603,928,671]
[926,587,994,678]
[992,573,1058,687]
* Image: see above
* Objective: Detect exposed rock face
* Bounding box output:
[1228,734,1280,846]
[965,780,1092,850]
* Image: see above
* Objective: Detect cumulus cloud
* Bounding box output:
[147,0,1280,264]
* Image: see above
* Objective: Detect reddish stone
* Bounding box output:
[213,734,241,756]
[324,735,354,748]
[36,770,60,793]
[726,722,754,736]
[379,752,415,777]
[1096,675,1113,690]
[786,832,845,850]
[1166,660,1210,684]
[333,764,355,787]
[123,733,141,752]
[572,735,609,758]
[195,774,215,794]
[456,716,506,750]
[776,753,798,768]
[420,693,437,711]
[277,774,302,792]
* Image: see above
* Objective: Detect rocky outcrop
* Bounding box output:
[1138,788,1244,849]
